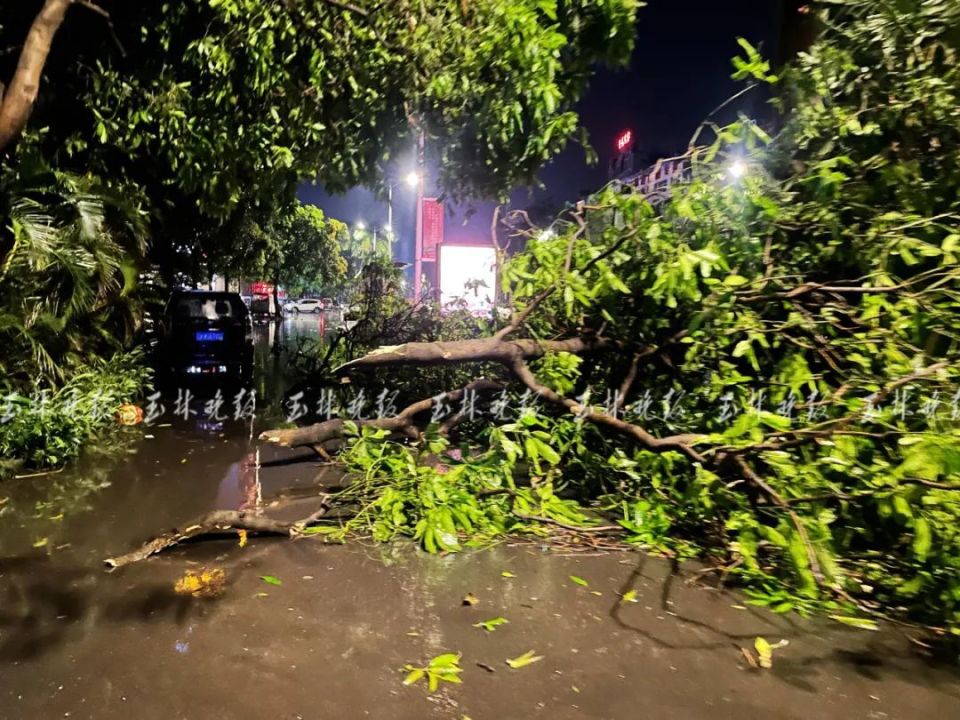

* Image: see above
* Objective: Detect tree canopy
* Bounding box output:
[266,203,347,298]
[2,1,639,217]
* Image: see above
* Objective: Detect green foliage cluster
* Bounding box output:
[11,0,638,263]
[0,144,152,472]
[504,0,960,628]
[0,149,148,384]
[205,201,348,298]
[323,420,598,551]
[319,0,960,631]
[0,350,150,476]
[85,0,637,210]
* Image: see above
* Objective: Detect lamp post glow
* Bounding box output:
[728,159,748,179]
[383,170,421,262]
[413,133,425,300]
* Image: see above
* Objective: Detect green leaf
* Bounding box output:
[754,636,773,669]
[569,575,589,587]
[260,575,282,586]
[829,615,879,631]
[403,669,425,686]
[506,650,544,669]
[912,517,932,561]
[473,617,509,632]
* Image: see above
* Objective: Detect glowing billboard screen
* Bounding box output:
[438,244,497,313]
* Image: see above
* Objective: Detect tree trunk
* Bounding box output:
[0,0,74,152]
[336,336,617,373]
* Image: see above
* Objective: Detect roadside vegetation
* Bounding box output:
[0,0,637,472]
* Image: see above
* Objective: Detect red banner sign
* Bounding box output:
[249,281,285,298]
[421,198,443,262]
[249,281,273,296]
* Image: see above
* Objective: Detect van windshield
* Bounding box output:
[174,296,243,320]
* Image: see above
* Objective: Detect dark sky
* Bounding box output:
[298,0,785,263]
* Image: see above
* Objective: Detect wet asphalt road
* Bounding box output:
[0,316,958,719]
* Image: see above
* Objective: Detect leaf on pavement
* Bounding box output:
[473,617,509,632]
[830,614,879,631]
[506,650,544,669]
[174,567,226,598]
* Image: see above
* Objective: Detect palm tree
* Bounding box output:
[0,150,147,386]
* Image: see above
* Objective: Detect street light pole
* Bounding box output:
[387,183,393,242]
[413,131,425,300]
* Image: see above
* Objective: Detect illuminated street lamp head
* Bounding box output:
[728,159,748,179]
[404,170,420,189]
[355,220,366,231]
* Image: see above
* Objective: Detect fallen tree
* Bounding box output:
[260,0,960,631]
[112,1,960,633]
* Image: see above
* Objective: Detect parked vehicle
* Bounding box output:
[288,298,323,313]
[249,294,277,316]
[157,291,253,380]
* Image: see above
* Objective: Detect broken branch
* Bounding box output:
[105,496,335,568]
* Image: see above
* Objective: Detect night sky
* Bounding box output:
[297,0,785,265]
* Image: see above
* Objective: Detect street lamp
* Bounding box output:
[728,159,748,180]
[385,170,421,244]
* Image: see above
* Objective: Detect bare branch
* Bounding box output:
[105,498,335,567]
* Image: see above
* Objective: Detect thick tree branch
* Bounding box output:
[0,0,73,151]
[105,499,334,568]
[506,357,705,462]
[336,335,617,373]
[259,379,502,448]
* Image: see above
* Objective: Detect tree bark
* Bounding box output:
[0,0,74,152]
[272,277,281,318]
[105,500,334,568]
[336,335,616,373]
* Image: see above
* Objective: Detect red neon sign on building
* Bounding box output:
[616,129,634,152]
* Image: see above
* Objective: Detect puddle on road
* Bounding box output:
[2,542,958,720]
[1,318,959,719]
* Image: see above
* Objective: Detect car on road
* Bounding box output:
[156,290,254,380]
[287,298,324,313]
